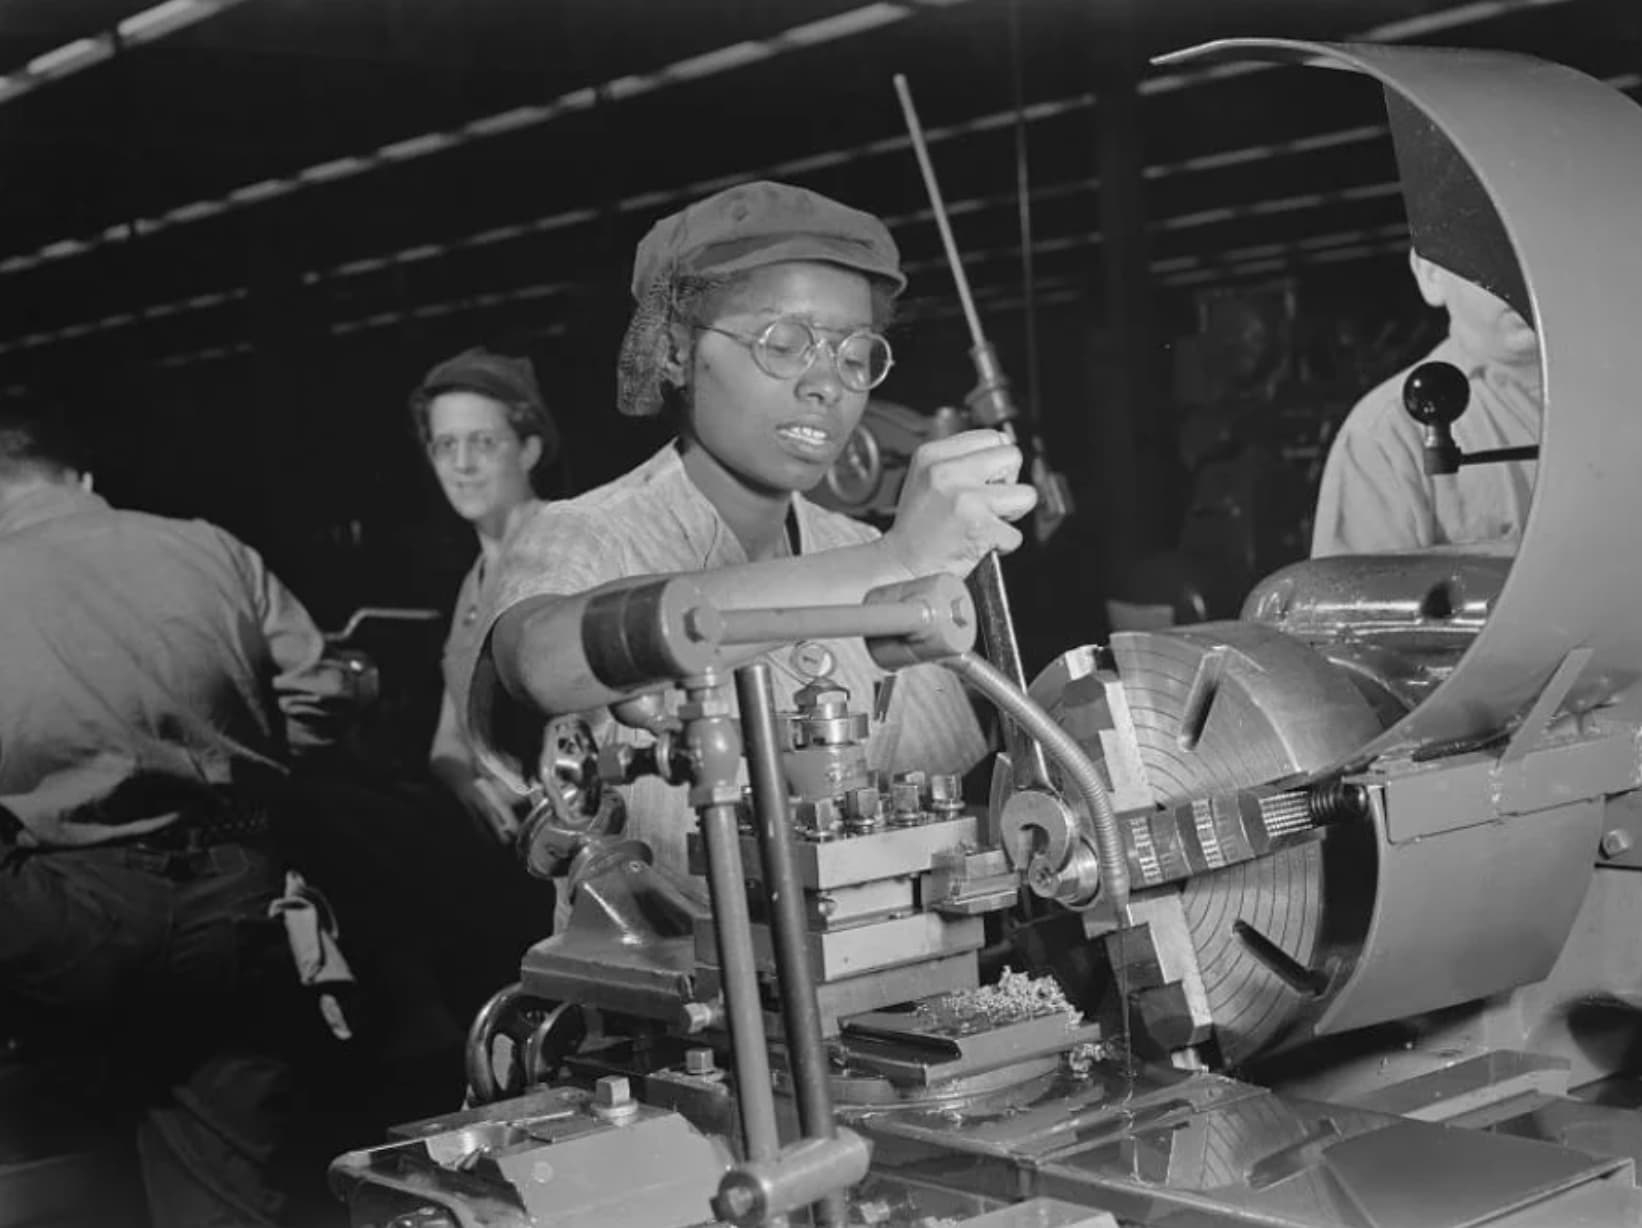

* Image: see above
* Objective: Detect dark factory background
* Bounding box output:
[2,0,1636,757]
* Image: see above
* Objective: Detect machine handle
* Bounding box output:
[324,605,441,645]
[1402,360,1539,475]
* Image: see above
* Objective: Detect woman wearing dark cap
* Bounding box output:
[409,347,558,841]
[462,181,1037,883]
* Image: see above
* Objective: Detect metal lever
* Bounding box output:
[1402,360,1539,475]
[892,72,1054,793]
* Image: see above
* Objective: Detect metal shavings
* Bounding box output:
[1065,1041,1102,1078]
[916,967,1082,1035]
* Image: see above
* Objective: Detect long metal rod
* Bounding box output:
[891,70,1053,793]
[735,663,847,1228]
[698,801,783,1166]
[719,603,927,646]
[893,73,986,348]
[1008,0,1043,429]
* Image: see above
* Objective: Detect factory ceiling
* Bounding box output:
[0,0,1636,385]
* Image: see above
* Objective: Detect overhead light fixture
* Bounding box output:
[1,0,252,106]
[0,0,1614,360]
[26,37,110,79]
[119,0,226,43]
[0,0,975,275]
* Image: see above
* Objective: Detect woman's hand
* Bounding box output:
[881,430,1039,578]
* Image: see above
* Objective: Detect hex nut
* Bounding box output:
[1601,828,1634,858]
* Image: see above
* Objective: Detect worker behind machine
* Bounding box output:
[462,180,1037,888]
[410,346,557,844]
[0,401,343,1226]
[1311,94,1541,557]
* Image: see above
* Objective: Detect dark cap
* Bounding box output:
[618,182,903,418]
[412,347,558,464]
[1385,89,1533,324]
[629,180,906,303]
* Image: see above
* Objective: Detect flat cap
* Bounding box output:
[629,180,906,302]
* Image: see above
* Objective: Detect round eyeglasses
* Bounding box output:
[698,316,894,393]
[427,429,512,465]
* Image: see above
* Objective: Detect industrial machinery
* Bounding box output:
[330,40,1642,1228]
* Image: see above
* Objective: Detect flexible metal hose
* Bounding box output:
[942,651,1131,918]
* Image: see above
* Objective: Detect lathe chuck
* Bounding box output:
[1028,623,1382,1065]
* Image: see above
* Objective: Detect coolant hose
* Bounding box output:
[942,650,1131,918]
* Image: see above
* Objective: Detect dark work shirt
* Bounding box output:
[0,483,342,847]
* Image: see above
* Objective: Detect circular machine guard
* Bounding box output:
[1155,39,1642,763]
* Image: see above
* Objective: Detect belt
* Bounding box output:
[126,808,272,854]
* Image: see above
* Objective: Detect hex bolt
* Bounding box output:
[889,781,924,827]
[590,1073,640,1122]
[893,769,929,800]
[685,1047,716,1076]
[1601,828,1634,859]
[847,785,882,820]
[595,1075,631,1107]
[796,796,843,839]
[929,773,964,814]
[813,796,842,831]
[845,785,884,835]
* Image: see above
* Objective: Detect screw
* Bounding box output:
[790,641,837,680]
[716,1184,759,1222]
[1027,856,1059,897]
[1601,828,1633,858]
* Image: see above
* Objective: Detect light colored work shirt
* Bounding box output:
[438,499,544,758]
[0,485,340,846]
[1311,336,1540,556]
[464,442,988,878]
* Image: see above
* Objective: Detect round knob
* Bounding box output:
[1402,361,1471,427]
